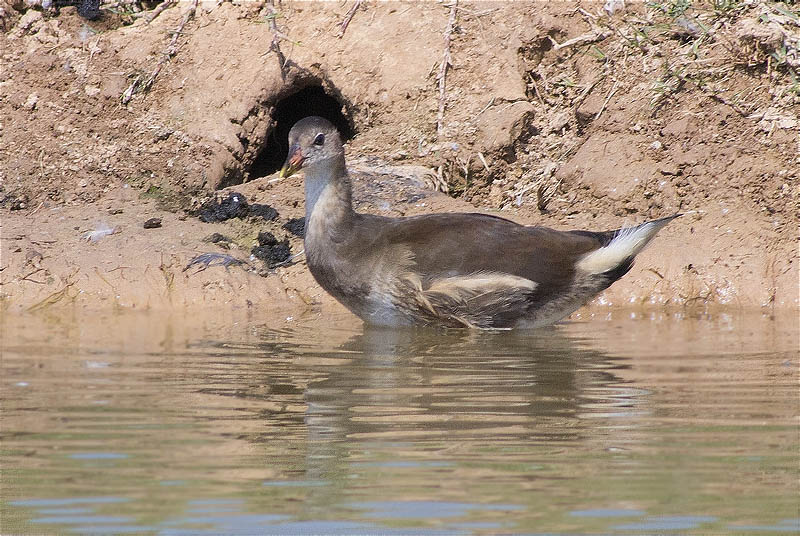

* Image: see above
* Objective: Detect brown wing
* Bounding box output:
[345,212,603,290]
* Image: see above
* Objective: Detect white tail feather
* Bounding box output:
[576,217,675,275]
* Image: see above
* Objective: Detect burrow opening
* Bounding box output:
[249,85,355,178]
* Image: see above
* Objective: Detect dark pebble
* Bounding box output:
[77,0,101,19]
[143,218,162,229]
[204,233,233,249]
[204,232,231,244]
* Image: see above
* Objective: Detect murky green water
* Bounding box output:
[1,309,797,535]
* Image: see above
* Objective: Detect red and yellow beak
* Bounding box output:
[279,145,305,178]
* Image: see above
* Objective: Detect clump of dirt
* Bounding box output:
[282,217,305,238]
[193,191,278,223]
[194,192,249,223]
[248,203,279,221]
[0,1,797,314]
[251,231,291,269]
[0,193,29,211]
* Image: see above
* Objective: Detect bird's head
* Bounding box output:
[280,116,345,178]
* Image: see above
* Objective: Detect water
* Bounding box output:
[1,309,797,535]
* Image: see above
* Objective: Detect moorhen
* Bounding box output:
[280,116,678,329]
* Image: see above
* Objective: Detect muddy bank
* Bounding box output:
[2,161,796,316]
[1,1,797,316]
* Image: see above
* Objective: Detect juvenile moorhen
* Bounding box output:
[280,116,678,329]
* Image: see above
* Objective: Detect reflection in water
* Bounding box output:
[300,327,624,494]
[1,310,798,534]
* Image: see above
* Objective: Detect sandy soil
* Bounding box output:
[1,1,798,317]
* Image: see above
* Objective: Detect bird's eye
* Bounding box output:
[313,133,325,146]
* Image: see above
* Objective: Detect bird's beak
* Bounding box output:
[280,144,305,178]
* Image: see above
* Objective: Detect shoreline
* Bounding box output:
[3,173,797,316]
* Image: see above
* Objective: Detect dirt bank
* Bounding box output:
[1,1,798,317]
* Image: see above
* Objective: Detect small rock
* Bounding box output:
[78,179,88,188]
[108,208,123,215]
[649,140,663,151]
[23,93,38,111]
[673,15,701,37]
[575,93,604,125]
[143,218,162,229]
[154,127,173,141]
[660,165,681,176]
[84,86,101,97]
[13,10,42,35]
[603,0,625,15]
[548,111,571,134]
[203,232,233,249]
[2,194,28,210]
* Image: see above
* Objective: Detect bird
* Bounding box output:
[279,116,679,329]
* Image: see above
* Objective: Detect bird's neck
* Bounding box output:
[304,156,355,236]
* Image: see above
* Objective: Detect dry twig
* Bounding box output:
[437,0,458,136]
[574,75,603,108]
[595,79,619,120]
[122,0,198,104]
[27,274,77,312]
[265,0,289,79]
[145,0,176,23]
[477,152,490,174]
[527,72,546,105]
[549,30,612,51]
[474,97,495,118]
[337,0,364,38]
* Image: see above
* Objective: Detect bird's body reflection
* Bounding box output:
[280,324,636,509]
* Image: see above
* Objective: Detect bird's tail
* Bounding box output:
[575,214,680,276]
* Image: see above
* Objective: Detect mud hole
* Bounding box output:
[1,1,798,315]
